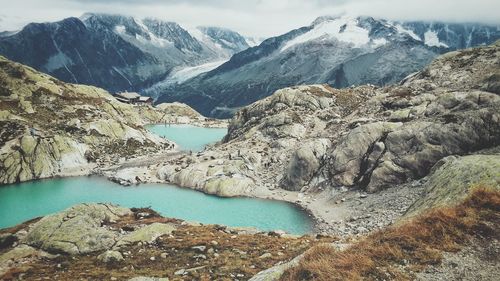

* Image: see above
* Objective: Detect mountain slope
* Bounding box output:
[0,55,174,184]
[156,16,500,117]
[0,17,168,93]
[0,14,250,94]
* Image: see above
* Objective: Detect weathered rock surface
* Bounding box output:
[0,56,177,184]
[98,250,124,263]
[115,223,176,247]
[23,203,131,254]
[405,154,500,216]
[162,41,500,197]
[249,254,303,281]
[282,139,330,191]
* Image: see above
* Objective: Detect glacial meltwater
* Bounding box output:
[0,177,312,233]
[146,124,227,152]
[0,124,312,233]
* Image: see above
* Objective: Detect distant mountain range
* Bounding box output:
[0,13,251,93]
[155,15,500,117]
[0,14,499,118]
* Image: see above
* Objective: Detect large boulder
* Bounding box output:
[405,154,500,216]
[326,89,500,192]
[115,223,176,247]
[281,139,331,191]
[23,203,131,255]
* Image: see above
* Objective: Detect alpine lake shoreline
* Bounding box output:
[0,121,321,235]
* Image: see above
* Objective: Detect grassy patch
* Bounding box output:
[282,186,500,281]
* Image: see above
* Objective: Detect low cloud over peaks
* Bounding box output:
[0,0,498,37]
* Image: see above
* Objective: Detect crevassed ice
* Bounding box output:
[281,15,371,52]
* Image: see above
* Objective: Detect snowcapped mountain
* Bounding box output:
[0,13,250,93]
[156,15,500,117]
[189,26,250,57]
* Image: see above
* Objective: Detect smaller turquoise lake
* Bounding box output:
[146,124,227,152]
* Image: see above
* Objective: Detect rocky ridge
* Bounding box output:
[143,41,500,198]
[0,55,225,185]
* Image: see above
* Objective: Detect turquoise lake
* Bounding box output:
[0,177,313,233]
[0,125,313,234]
[146,124,227,152]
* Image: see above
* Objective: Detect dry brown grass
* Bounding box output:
[3,207,336,281]
[282,187,500,281]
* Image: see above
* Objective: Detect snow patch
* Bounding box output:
[424,30,448,48]
[245,37,262,47]
[186,27,205,42]
[395,24,421,41]
[44,52,74,72]
[170,60,227,83]
[371,38,388,47]
[132,18,173,48]
[187,26,225,51]
[143,59,228,97]
[281,15,370,52]
[114,25,126,34]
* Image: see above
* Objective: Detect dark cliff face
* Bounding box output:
[0,16,170,92]
[155,17,500,118]
[0,13,250,94]
[400,21,500,49]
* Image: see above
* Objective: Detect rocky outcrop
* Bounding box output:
[144,102,228,128]
[169,41,499,196]
[24,203,131,254]
[282,139,330,191]
[153,84,361,196]
[115,223,176,247]
[405,154,500,216]
[20,203,179,256]
[0,56,175,184]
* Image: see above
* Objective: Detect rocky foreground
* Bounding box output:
[0,203,334,280]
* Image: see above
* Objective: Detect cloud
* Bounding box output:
[0,0,498,37]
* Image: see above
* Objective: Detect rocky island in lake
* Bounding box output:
[0,5,499,281]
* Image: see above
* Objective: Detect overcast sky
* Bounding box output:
[0,0,498,38]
